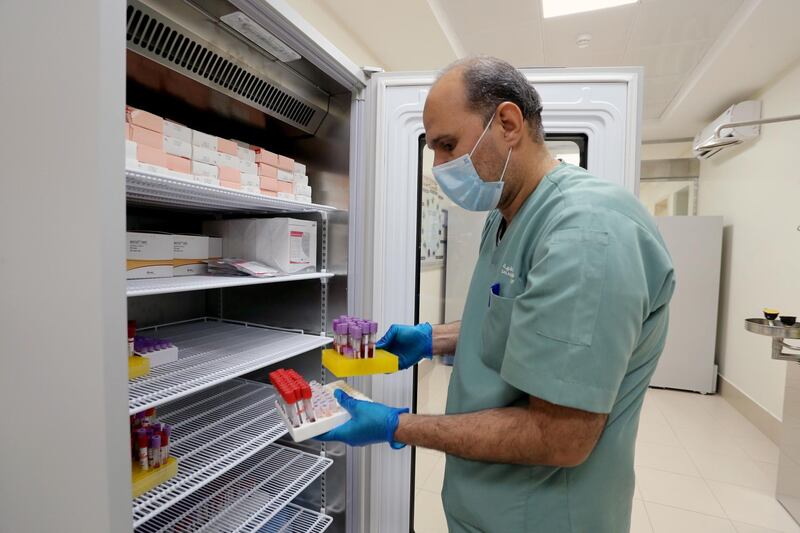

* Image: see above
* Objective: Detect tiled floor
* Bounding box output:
[413,360,797,533]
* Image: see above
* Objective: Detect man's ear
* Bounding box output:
[497,101,525,147]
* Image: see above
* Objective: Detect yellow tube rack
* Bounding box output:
[128,356,150,380]
[132,457,178,498]
[321,348,399,377]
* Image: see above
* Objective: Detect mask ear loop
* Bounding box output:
[498,148,512,183]
[469,110,497,158]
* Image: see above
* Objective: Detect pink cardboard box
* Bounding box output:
[261,190,277,197]
[125,124,132,140]
[260,176,279,191]
[217,138,238,156]
[131,125,163,150]
[218,165,241,183]
[126,108,164,133]
[220,180,241,190]
[165,154,191,174]
[276,155,294,172]
[137,144,167,167]
[276,180,293,194]
[257,163,278,178]
[255,149,279,166]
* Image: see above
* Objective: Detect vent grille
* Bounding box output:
[126,2,325,133]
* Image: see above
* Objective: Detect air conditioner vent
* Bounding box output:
[126,1,326,133]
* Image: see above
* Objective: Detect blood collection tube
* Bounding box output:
[128,321,136,358]
[137,429,149,470]
[349,325,362,359]
[160,426,170,462]
[149,434,162,469]
[301,382,316,422]
[334,322,349,355]
[368,321,378,358]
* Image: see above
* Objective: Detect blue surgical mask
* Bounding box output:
[432,111,512,211]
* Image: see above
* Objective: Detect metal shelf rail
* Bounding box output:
[126,169,338,214]
[129,319,332,415]
[135,445,332,533]
[257,504,333,533]
[131,379,287,526]
[128,273,334,297]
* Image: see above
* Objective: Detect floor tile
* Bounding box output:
[672,423,751,458]
[707,480,800,532]
[637,417,682,447]
[735,433,780,464]
[414,489,448,533]
[733,522,787,533]
[636,466,726,517]
[646,502,737,533]
[757,461,779,490]
[688,448,774,491]
[636,442,700,476]
[631,499,653,533]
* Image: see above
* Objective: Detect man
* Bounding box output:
[319,57,675,533]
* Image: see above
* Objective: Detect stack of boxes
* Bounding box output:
[126,232,223,280]
[125,105,313,202]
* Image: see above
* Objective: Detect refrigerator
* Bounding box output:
[0,1,643,532]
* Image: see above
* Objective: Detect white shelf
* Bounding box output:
[129,319,332,415]
[127,272,334,297]
[135,445,332,533]
[132,379,287,527]
[126,168,337,214]
[257,504,333,533]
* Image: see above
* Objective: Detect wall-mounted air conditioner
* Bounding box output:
[693,100,762,160]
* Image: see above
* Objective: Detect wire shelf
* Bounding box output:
[135,444,332,533]
[256,504,333,533]
[132,379,288,526]
[126,169,337,214]
[129,319,333,415]
[127,273,334,297]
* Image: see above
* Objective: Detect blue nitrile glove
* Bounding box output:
[316,389,409,449]
[376,323,433,370]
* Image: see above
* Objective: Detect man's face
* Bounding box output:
[423,69,506,184]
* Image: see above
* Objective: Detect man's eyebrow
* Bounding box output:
[427,135,453,149]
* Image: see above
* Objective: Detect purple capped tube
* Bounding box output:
[349,325,362,359]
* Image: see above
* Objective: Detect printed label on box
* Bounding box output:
[289,230,311,265]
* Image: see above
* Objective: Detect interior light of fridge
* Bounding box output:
[220,11,301,62]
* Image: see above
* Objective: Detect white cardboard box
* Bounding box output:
[295,195,312,204]
[277,169,294,182]
[293,162,306,174]
[126,140,137,160]
[164,121,192,142]
[192,129,217,150]
[241,173,260,188]
[164,136,192,158]
[173,235,209,276]
[217,152,239,169]
[194,175,220,186]
[237,146,256,163]
[239,160,258,174]
[292,173,309,186]
[242,185,261,195]
[205,218,317,274]
[293,183,312,196]
[277,192,296,201]
[192,160,218,178]
[192,146,219,165]
[127,232,173,279]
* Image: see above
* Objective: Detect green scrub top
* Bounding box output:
[442,163,675,533]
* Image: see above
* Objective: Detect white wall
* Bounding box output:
[641,141,694,161]
[697,60,800,420]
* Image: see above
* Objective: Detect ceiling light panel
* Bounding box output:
[542,0,638,19]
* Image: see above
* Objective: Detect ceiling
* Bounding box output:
[288,0,800,141]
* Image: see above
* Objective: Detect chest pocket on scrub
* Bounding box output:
[480,293,516,371]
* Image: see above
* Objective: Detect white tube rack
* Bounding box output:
[132,379,288,526]
[126,169,337,214]
[135,445,332,533]
[257,504,333,533]
[129,319,333,415]
[128,273,334,297]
